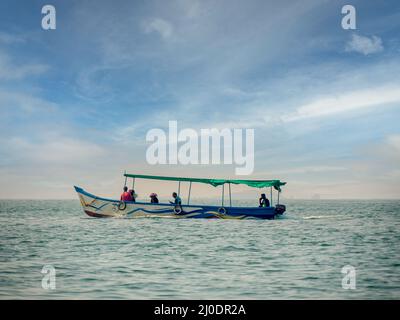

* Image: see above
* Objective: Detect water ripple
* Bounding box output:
[0,199,399,299]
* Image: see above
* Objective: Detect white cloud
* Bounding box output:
[274,166,346,174]
[345,34,384,55]
[178,0,201,18]
[74,65,117,103]
[0,31,25,44]
[112,122,148,146]
[0,51,48,80]
[368,134,400,163]
[278,86,400,122]
[142,18,174,40]
[7,137,106,164]
[0,89,57,113]
[386,135,400,152]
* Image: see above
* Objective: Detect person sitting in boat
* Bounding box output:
[259,193,270,207]
[120,186,133,202]
[129,189,138,202]
[170,192,182,205]
[150,193,159,203]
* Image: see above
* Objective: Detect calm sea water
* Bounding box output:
[0,199,399,299]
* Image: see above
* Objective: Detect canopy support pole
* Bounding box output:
[221,184,225,207]
[178,181,181,197]
[123,170,127,188]
[187,181,192,205]
[229,182,232,207]
[132,177,135,190]
[270,187,273,207]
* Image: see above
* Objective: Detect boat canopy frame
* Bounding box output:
[123,173,286,207]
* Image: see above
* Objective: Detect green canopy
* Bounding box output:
[124,173,286,190]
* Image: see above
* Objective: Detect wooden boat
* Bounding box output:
[74,173,286,220]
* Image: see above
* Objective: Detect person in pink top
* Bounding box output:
[120,186,133,201]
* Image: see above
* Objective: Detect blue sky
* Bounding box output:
[0,0,399,199]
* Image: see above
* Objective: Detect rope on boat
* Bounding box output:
[118,201,127,211]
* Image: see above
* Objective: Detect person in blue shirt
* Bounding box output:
[170,192,182,205]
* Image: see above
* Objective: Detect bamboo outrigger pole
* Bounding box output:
[270,186,273,206]
[187,181,192,205]
[229,182,232,207]
[124,170,127,188]
[221,184,225,207]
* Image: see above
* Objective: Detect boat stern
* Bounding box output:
[274,204,286,215]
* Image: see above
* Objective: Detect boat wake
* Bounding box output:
[302,215,341,220]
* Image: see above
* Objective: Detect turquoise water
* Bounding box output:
[0,199,399,299]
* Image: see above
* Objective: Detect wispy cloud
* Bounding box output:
[6,137,107,164]
[386,134,400,154]
[345,34,384,55]
[0,31,26,44]
[0,89,57,113]
[142,18,174,40]
[0,51,48,80]
[274,166,347,174]
[362,134,400,164]
[277,86,400,123]
[73,65,118,103]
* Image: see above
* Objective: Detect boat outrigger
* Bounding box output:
[74,173,287,219]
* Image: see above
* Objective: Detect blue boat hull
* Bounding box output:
[74,186,285,220]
